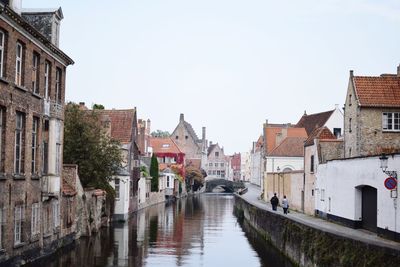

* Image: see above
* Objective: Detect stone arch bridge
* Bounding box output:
[205,179,246,193]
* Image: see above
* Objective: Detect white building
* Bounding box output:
[315,154,400,240]
[241,152,251,181]
[205,143,229,179]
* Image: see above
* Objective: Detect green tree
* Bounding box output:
[150,154,159,191]
[92,103,105,110]
[151,130,170,138]
[63,103,122,197]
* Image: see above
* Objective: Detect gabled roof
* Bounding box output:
[93,109,136,144]
[353,75,400,108]
[183,121,200,142]
[304,126,337,147]
[296,110,334,136]
[149,138,183,154]
[264,126,307,154]
[207,144,217,156]
[268,137,307,157]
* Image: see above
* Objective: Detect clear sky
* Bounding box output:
[24,0,400,154]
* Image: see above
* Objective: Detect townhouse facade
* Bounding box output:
[206,143,229,179]
[0,1,74,264]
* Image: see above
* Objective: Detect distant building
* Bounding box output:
[137,119,151,156]
[250,136,263,186]
[0,1,74,264]
[240,152,251,181]
[205,143,229,179]
[170,114,207,169]
[231,153,241,181]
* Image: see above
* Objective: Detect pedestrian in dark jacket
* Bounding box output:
[270,193,279,211]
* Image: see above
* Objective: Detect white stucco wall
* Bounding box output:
[315,154,400,233]
[111,176,130,217]
[325,106,344,137]
[266,156,304,173]
[250,151,262,186]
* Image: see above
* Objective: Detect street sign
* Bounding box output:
[384,177,397,190]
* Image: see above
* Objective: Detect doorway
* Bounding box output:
[361,186,377,232]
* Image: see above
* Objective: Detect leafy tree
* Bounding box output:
[150,154,159,191]
[185,166,205,192]
[92,103,105,110]
[63,103,122,197]
[151,130,170,138]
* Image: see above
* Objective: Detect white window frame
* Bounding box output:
[32,53,39,94]
[31,203,40,235]
[14,205,24,245]
[55,68,61,103]
[44,61,50,99]
[32,117,38,174]
[14,112,24,174]
[383,112,400,132]
[15,42,23,86]
[52,200,60,228]
[115,179,120,199]
[0,31,4,78]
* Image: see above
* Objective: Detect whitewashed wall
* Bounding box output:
[325,106,344,137]
[250,151,262,186]
[111,175,130,219]
[315,154,400,234]
[266,156,304,173]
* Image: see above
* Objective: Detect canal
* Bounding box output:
[27,194,294,267]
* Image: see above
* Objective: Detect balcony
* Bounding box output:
[41,175,60,197]
[43,99,63,119]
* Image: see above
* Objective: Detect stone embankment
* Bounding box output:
[234,192,400,267]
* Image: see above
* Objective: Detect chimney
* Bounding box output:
[209,141,213,146]
[202,127,206,140]
[146,119,151,136]
[397,64,400,77]
[350,70,354,78]
[180,113,184,122]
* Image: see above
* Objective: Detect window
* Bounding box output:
[115,179,120,199]
[383,112,400,131]
[333,128,341,138]
[220,163,224,167]
[14,205,24,245]
[214,163,218,167]
[215,152,219,157]
[221,171,225,178]
[348,94,352,106]
[175,136,178,140]
[55,68,62,103]
[31,117,38,174]
[15,42,23,86]
[0,107,5,173]
[217,170,220,176]
[0,207,5,249]
[185,135,188,139]
[321,189,325,201]
[53,200,59,228]
[212,170,216,175]
[44,61,50,99]
[207,170,211,175]
[32,53,40,94]
[31,203,40,236]
[348,118,352,133]
[310,155,314,173]
[208,163,212,167]
[0,31,4,78]
[55,143,61,175]
[311,189,314,196]
[14,112,25,174]
[167,176,170,187]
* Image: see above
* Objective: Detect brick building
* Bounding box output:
[344,69,400,157]
[0,1,73,264]
[230,153,241,181]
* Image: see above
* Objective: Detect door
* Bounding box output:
[361,186,377,232]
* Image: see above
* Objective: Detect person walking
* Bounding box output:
[270,193,279,211]
[282,195,289,214]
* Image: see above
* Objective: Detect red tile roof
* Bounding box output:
[268,137,307,157]
[150,138,184,154]
[264,126,307,154]
[353,76,400,107]
[304,126,337,147]
[93,109,136,144]
[296,110,334,136]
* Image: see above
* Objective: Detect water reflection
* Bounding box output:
[27,194,293,267]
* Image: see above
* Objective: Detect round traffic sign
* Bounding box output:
[384,177,397,190]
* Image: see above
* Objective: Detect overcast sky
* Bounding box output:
[24,0,400,154]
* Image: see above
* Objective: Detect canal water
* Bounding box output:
[27,194,294,267]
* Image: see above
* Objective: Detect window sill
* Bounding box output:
[0,77,9,85]
[13,174,26,180]
[31,174,40,180]
[13,242,26,249]
[382,130,400,133]
[14,84,29,92]
[30,235,40,243]
[32,92,42,99]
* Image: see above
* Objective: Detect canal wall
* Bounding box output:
[234,196,400,267]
